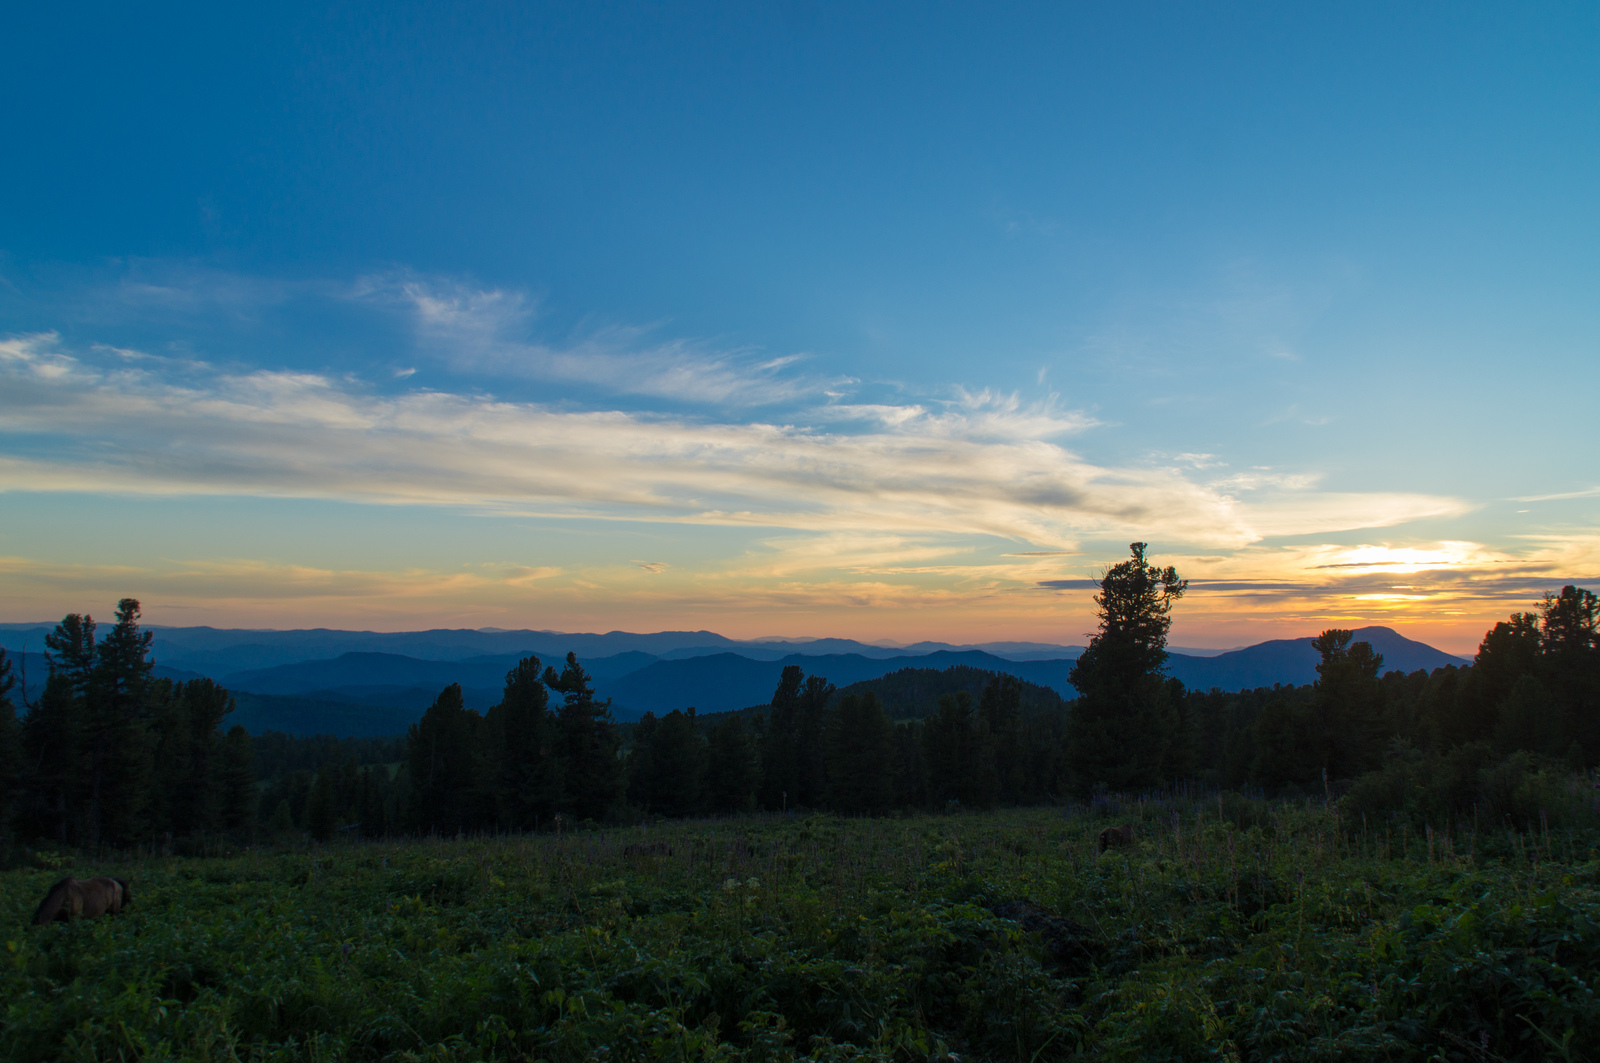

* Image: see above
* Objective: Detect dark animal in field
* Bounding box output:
[623,842,673,857]
[1098,823,1135,852]
[31,877,133,925]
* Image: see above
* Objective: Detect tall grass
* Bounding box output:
[5,788,1598,1061]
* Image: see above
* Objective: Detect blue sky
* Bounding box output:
[1,2,1596,651]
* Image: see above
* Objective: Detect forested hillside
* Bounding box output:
[1,556,1596,846]
[830,665,1069,721]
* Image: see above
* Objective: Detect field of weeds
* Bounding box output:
[4,799,1598,1061]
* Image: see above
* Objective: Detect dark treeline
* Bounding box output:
[0,600,255,849]
[333,556,1596,829]
[2,553,1595,845]
[365,658,1072,827]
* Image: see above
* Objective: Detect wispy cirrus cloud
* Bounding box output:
[12,261,839,409]
[0,553,564,602]
[357,273,839,407]
[0,332,1463,551]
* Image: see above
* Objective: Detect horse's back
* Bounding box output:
[81,877,125,917]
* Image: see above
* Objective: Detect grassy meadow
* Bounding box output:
[4,797,1599,1062]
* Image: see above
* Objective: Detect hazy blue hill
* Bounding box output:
[0,621,1472,736]
[1,622,1088,670]
[900,640,1086,661]
[221,649,657,699]
[223,651,490,696]
[227,691,423,738]
[601,650,1079,717]
[601,630,1466,717]
[664,638,1089,662]
[1163,626,1467,691]
[657,640,919,661]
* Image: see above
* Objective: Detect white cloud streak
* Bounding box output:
[0,332,1465,549]
[362,275,840,406]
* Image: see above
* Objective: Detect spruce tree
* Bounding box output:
[484,655,559,829]
[30,613,97,845]
[1461,613,1542,742]
[1540,585,1600,761]
[544,653,623,821]
[760,666,805,809]
[149,678,235,837]
[1310,629,1386,778]
[1066,543,1187,793]
[759,667,834,810]
[407,683,485,833]
[795,674,834,807]
[85,599,155,845]
[43,613,96,699]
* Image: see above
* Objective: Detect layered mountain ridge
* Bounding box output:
[0,623,1468,737]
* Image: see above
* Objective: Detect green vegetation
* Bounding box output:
[6,800,1600,1061]
[3,558,1600,1059]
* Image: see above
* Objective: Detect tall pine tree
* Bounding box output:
[1066,543,1188,793]
[29,613,97,844]
[407,683,485,833]
[1541,585,1600,761]
[544,654,623,821]
[484,656,560,829]
[760,666,805,810]
[86,600,155,845]
[1310,629,1386,778]
[149,678,237,837]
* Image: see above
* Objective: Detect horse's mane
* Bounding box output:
[31,877,76,925]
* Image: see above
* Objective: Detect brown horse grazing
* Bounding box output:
[31,877,133,925]
[1098,823,1135,853]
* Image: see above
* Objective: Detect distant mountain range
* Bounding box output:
[0,622,1468,738]
[0,623,1088,673]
